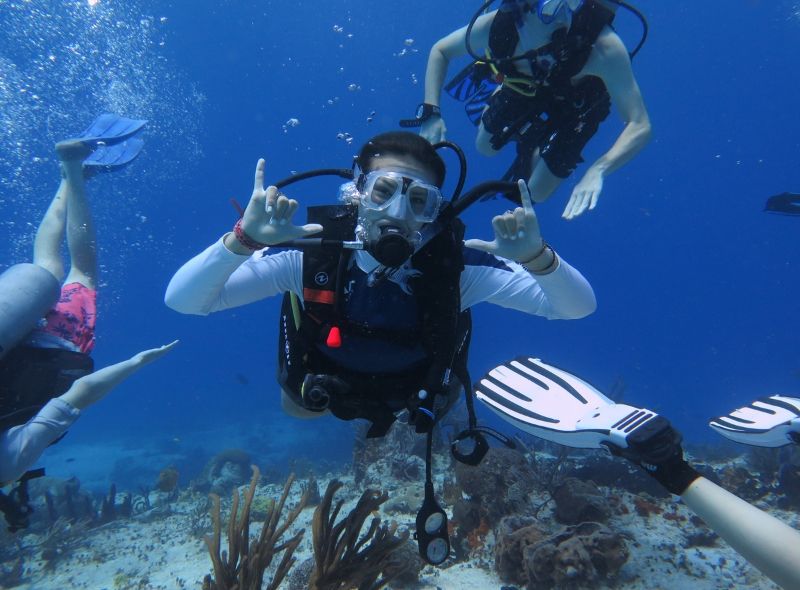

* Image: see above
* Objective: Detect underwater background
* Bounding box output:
[0,3,799,586]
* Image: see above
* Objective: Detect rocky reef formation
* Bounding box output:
[495,517,628,589]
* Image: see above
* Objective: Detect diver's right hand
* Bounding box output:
[420,116,447,144]
[237,158,323,248]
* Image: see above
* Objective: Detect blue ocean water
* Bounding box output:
[1,0,798,495]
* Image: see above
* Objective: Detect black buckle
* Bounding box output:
[451,427,515,466]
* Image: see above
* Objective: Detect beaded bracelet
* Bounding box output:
[520,243,559,275]
[233,219,268,251]
[518,242,548,266]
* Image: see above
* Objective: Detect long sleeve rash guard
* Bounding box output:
[165,237,596,320]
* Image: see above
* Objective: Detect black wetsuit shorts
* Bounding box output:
[482,78,611,179]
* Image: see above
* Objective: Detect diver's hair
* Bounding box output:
[356,131,446,188]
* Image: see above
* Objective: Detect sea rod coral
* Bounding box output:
[202,466,310,590]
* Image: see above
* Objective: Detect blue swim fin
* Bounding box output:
[75,113,147,146]
[84,137,145,174]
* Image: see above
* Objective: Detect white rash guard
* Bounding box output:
[165,236,596,320]
[0,398,80,484]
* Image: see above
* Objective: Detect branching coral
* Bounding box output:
[309,480,409,590]
[202,466,310,590]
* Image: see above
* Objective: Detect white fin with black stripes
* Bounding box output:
[710,395,800,447]
[474,357,659,449]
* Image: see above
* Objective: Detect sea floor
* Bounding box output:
[0,432,797,590]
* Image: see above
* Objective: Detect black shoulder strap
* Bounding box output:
[301,205,357,317]
[489,7,521,66]
[410,218,467,398]
[555,0,616,81]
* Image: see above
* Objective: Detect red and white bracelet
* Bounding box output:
[233,219,268,251]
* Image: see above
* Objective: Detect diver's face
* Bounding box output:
[358,155,440,241]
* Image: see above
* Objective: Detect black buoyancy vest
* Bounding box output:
[0,346,94,433]
[276,204,471,437]
[489,0,616,96]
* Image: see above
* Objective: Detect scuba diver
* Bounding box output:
[402,0,651,220]
[0,114,177,532]
[165,131,596,564]
[475,356,800,589]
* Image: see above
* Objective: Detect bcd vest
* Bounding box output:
[276,204,471,438]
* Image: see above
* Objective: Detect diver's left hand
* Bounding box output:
[563,167,604,219]
[464,180,545,262]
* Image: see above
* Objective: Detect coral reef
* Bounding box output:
[552,477,610,525]
[494,515,546,584]
[302,476,322,507]
[778,462,800,508]
[717,465,769,501]
[527,522,628,588]
[202,466,309,590]
[496,519,628,589]
[308,479,409,590]
[155,466,180,493]
[194,449,253,496]
[570,455,667,498]
[454,447,536,527]
[352,422,426,487]
[28,476,95,530]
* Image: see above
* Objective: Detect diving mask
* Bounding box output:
[358,170,443,224]
[537,0,583,23]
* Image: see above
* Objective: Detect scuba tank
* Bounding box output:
[0,264,60,360]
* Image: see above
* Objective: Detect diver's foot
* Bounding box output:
[55,139,93,163]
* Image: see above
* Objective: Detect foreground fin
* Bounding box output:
[710,395,800,447]
[474,357,659,449]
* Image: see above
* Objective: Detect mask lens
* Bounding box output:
[369,176,400,205]
[539,0,563,18]
[538,0,582,21]
[408,185,432,216]
[361,172,442,222]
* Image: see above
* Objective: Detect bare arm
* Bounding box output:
[586,29,651,175]
[682,477,800,590]
[420,13,495,142]
[563,28,652,219]
[59,341,178,410]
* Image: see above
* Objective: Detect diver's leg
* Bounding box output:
[32,181,68,282]
[56,141,96,290]
[475,120,502,158]
[527,157,565,203]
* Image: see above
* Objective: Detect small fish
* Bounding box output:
[65,458,76,463]
[235,373,249,385]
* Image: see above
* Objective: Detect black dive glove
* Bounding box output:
[605,416,701,496]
